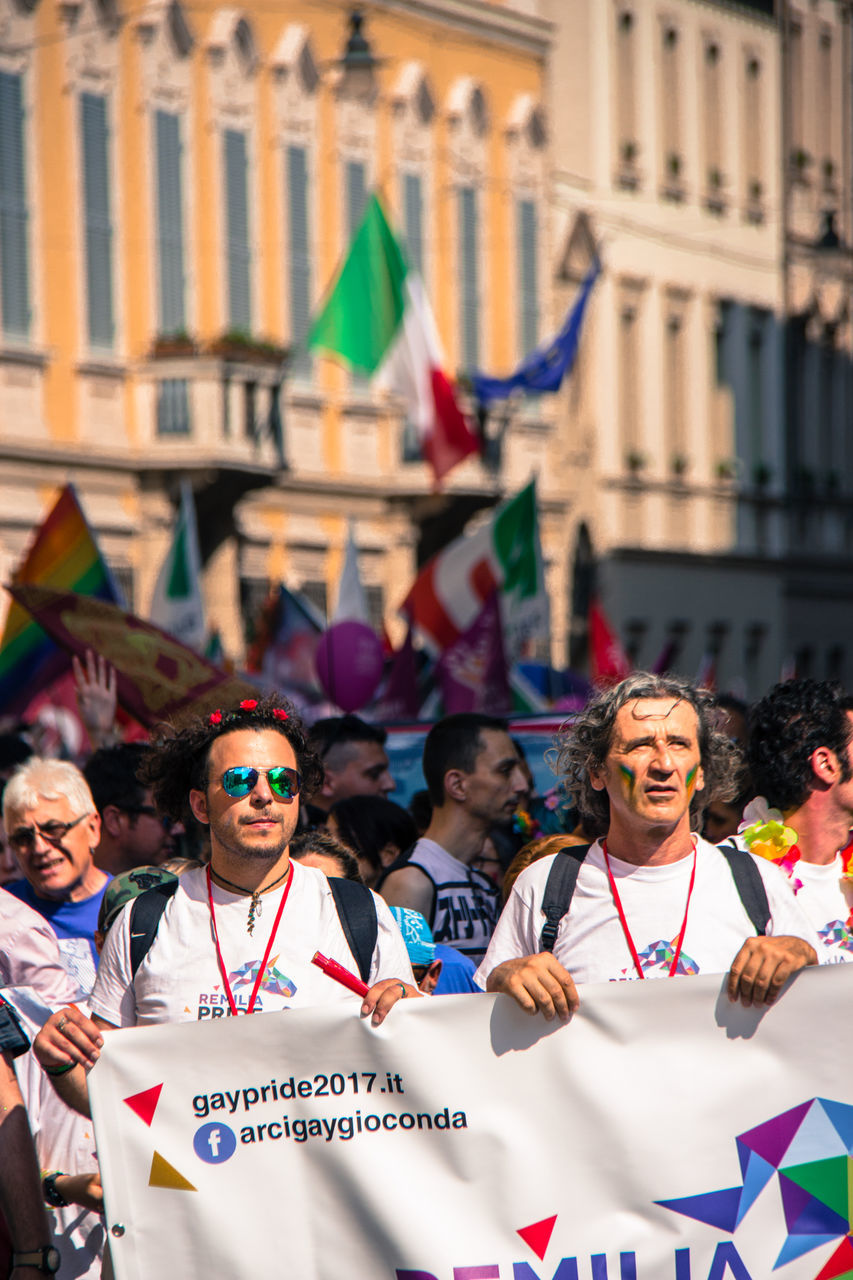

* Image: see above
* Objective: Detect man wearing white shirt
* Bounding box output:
[477,673,821,1019]
[33,696,416,1116]
[747,678,853,962]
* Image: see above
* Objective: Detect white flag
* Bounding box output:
[333,522,370,624]
[149,480,206,651]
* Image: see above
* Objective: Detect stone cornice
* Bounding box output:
[371,0,552,57]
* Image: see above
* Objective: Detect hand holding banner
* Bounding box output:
[89,966,853,1280]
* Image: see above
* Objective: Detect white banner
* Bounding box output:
[89,966,853,1280]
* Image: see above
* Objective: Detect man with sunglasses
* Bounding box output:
[33,696,417,1116]
[83,743,183,874]
[3,761,110,994]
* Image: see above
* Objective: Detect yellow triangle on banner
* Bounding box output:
[148,1151,197,1192]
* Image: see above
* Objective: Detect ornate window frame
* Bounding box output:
[390,61,435,294]
[271,23,319,381]
[446,75,490,375]
[506,93,547,367]
[135,0,195,339]
[59,0,123,360]
[0,0,42,347]
[205,6,260,334]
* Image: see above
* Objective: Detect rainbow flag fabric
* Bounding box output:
[0,484,121,715]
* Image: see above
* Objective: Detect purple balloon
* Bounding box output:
[315,621,384,712]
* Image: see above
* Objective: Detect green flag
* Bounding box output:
[307,194,408,374]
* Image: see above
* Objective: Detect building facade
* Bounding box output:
[0,0,569,667]
[548,0,853,695]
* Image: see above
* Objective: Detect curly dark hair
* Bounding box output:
[138,694,323,826]
[555,672,743,839]
[747,679,853,812]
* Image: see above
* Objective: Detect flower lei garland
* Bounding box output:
[513,807,540,841]
[741,800,853,931]
[738,797,803,893]
[208,699,288,727]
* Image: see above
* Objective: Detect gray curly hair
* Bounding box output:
[556,672,743,839]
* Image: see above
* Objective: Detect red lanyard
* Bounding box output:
[206,863,294,1016]
[601,839,697,980]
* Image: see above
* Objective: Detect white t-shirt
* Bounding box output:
[794,854,853,964]
[90,862,414,1028]
[0,887,84,1007]
[475,836,822,989]
[6,988,104,1280]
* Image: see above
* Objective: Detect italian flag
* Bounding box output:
[402,481,550,658]
[307,194,480,486]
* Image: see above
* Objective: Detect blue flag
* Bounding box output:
[472,258,600,405]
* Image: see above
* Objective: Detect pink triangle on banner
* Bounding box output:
[517,1215,557,1260]
[123,1083,163,1127]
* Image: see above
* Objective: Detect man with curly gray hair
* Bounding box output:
[475,672,821,1018]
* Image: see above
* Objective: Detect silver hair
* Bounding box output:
[555,672,743,839]
[2,757,95,828]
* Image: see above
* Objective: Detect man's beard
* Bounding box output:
[212,814,292,864]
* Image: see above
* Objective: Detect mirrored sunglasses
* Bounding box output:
[220,766,302,801]
[9,812,88,856]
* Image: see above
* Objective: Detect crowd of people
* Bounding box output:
[0,659,851,1278]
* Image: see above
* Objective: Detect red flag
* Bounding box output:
[589,598,631,686]
[436,592,510,714]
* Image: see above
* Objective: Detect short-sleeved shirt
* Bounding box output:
[475,837,822,988]
[90,861,414,1028]
[0,886,85,1006]
[793,854,853,963]
[4,878,109,995]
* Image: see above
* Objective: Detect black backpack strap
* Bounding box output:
[129,879,180,977]
[539,844,591,953]
[327,877,378,985]
[717,841,770,937]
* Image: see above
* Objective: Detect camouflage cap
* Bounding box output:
[98,866,179,937]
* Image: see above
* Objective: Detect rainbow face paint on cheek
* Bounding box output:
[686,763,699,798]
[619,764,636,796]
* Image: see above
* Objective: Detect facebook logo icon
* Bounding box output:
[193,1121,237,1164]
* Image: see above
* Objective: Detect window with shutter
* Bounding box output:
[517,198,538,359]
[287,144,311,381]
[154,110,186,335]
[458,185,479,373]
[156,378,191,434]
[81,92,115,349]
[0,71,31,338]
[402,172,423,276]
[224,128,251,332]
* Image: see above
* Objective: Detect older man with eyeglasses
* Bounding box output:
[3,761,110,994]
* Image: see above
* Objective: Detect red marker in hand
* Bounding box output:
[312,951,369,998]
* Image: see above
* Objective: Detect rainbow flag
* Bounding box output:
[0,484,121,714]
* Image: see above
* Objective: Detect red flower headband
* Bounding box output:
[207,702,288,727]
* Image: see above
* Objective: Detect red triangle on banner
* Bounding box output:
[123,1083,163,1127]
[814,1237,853,1280]
[516,1215,557,1261]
